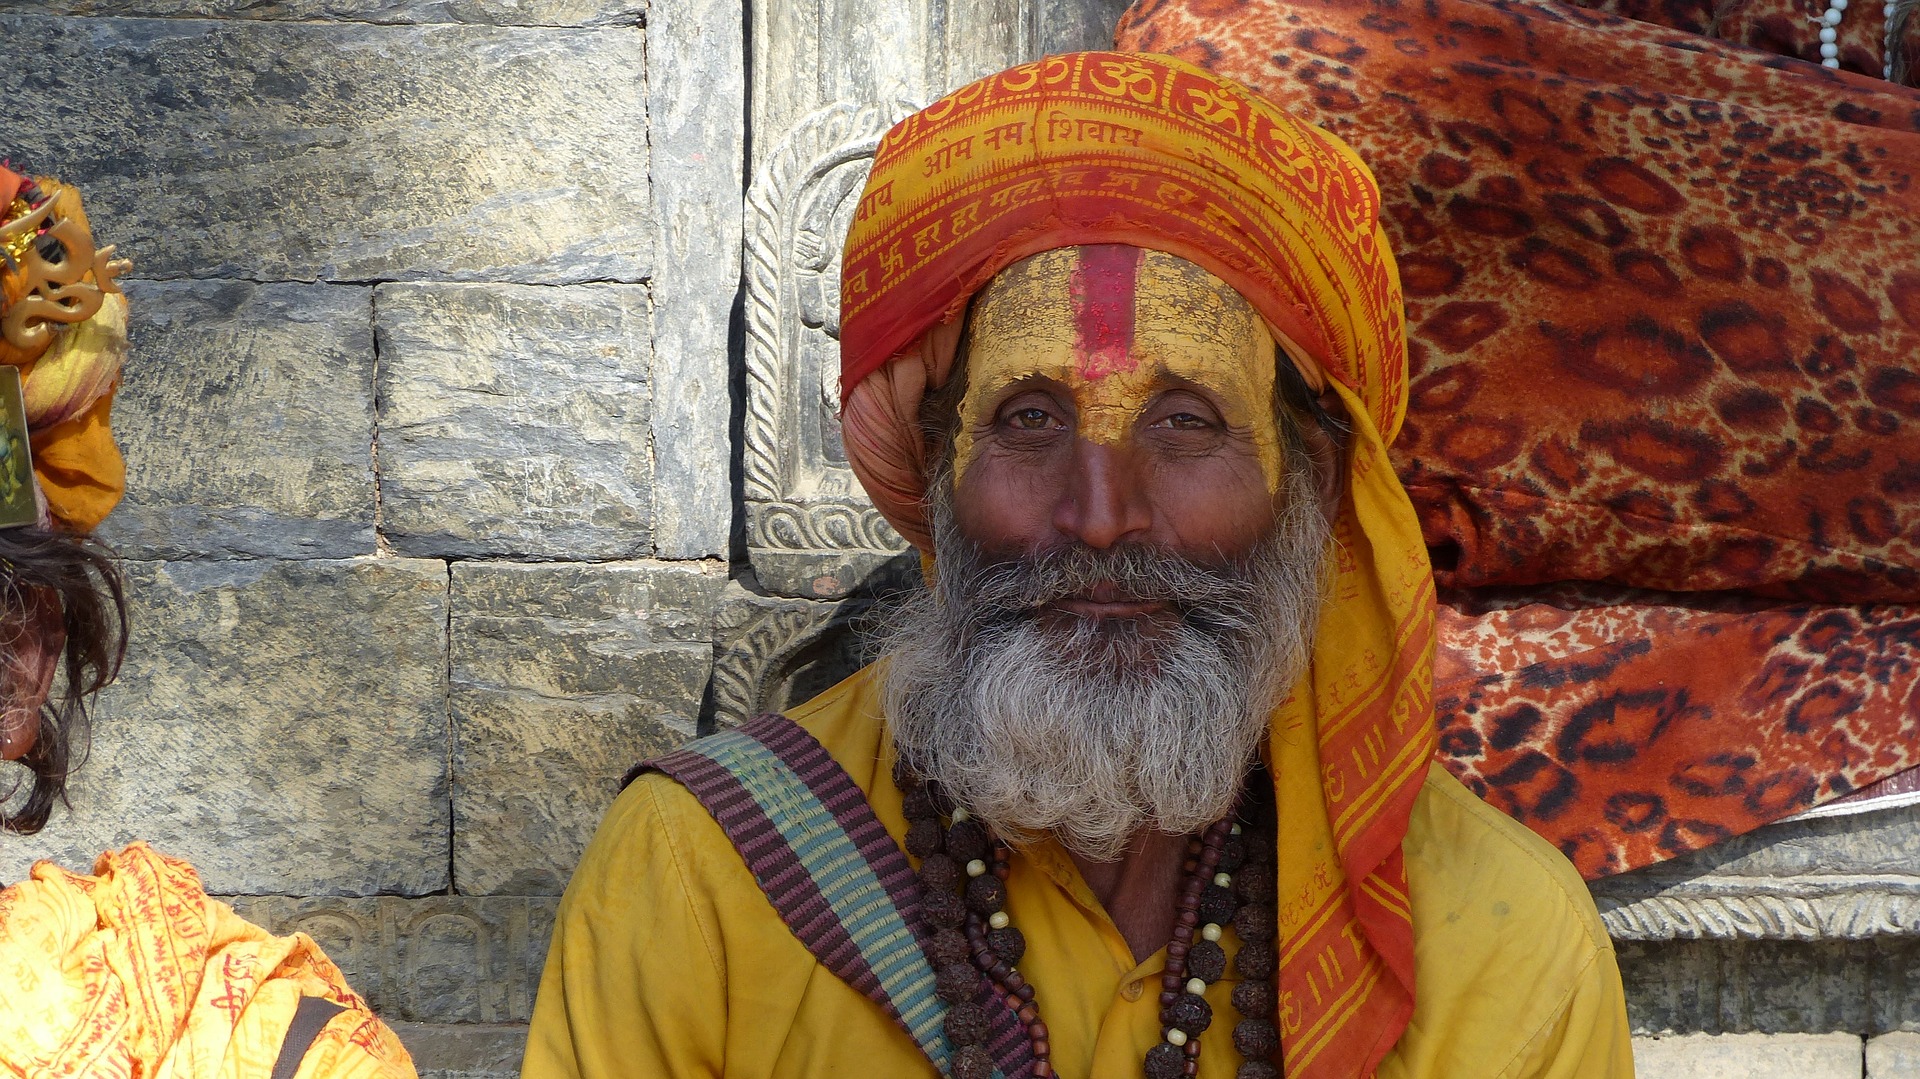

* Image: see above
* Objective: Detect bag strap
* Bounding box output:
[269,996,345,1079]
[640,713,1034,1078]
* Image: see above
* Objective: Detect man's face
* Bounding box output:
[949,245,1287,636]
[880,245,1331,859]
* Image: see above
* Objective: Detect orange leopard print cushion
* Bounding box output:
[1119,0,1920,876]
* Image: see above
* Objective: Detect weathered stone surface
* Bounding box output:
[1630,1033,1862,1077]
[1613,938,1920,1036]
[645,0,743,560]
[707,581,879,729]
[1868,1031,1920,1077]
[97,280,375,560]
[225,895,555,1023]
[14,1,639,24]
[451,560,723,894]
[390,1023,528,1079]
[377,284,653,560]
[0,558,450,895]
[0,17,649,283]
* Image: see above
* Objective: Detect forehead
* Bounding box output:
[969,246,1264,361]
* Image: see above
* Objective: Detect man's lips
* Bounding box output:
[1043,583,1172,619]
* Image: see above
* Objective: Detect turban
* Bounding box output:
[839,52,1435,1079]
[0,165,128,535]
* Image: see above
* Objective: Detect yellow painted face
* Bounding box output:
[955,245,1283,491]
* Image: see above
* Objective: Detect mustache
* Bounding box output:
[940,542,1269,637]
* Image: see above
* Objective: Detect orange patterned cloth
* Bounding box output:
[840,52,1436,1079]
[0,843,415,1079]
[0,164,128,534]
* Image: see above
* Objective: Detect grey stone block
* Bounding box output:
[377,284,653,560]
[0,558,450,896]
[390,1023,528,1079]
[450,560,724,895]
[12,1,639,24]
[645,0,744,560]
[1631,1033,1862,1078]
[224,894,555,1024]
[97,280,376,559]
[0,17,649,283]
[1869,1032,1920,1078]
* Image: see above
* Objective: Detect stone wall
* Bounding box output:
[4,2,1920,1077]
[0,2,736,1073]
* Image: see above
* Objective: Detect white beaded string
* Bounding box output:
[1825,0,1903,79]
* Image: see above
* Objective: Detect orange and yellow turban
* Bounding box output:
[839,52,1437,1078]
[0,165,127,535]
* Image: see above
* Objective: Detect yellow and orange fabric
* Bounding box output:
[0,163,127,534]
[1119,0,1920,877]
[0,843,414,1079]
[839,52,1435,1079]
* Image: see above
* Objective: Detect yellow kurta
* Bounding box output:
[523,668,1632,1079]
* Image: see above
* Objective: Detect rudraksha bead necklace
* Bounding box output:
[897,761,1280,1079]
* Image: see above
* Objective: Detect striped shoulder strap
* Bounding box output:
[636,713,1034,1079]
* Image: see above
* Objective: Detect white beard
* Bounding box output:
[878,465,1331,861]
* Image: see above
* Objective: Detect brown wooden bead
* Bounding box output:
[965,873,1007,915]
[944,1000,990,1045]
[1183,1038,1201,1058]
[1144,1042,1186,1079]
[1163,991,1213,1034]
[1216,831,1247,873]
[1182,1060,1199,1078]
[1235,862,1277,903]
[1028,1021,1049,1042]
[901,782,936,820]
[1177,909,1200,927]
[1235,1062,1279,1079]
[1235,940,1277,980]
[927,927,970,966]
[951,1044,995,1079]
[1013,981,1036,1003]
[922,889,966,928]
[1016,1003,1038,1024]
[919,853,959,894]
[987,925,1026,967]
[1232,902,1277,942]
[1159,990,1177,1007]
[946,819,990,863]
[1186,938,1227,982]
[906,818,944,859]
[1031,1038,1050,1058]
[986,959,1011,982]
[1031,1063,1052,1078]
[935,961,978,1003]
[1231,978,1276,1019]
[1197,884,1236,926]
[1167,941,1190,961]
[1232,1017,1279,1059]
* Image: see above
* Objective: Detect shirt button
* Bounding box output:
[1122,980,1144,1001]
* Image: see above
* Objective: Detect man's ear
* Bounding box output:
[0,587,64,761]
[1297,389,1350,518]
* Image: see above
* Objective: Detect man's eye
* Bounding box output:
[1007,408,1054,430]
[1160,412,1210,429]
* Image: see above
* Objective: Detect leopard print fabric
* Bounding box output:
[1119,0,1920,876]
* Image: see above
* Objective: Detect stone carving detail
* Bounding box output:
[743,100,918,599]
[1596,884,1920,941]
[224,895,558,1025]
[708,586,877,727]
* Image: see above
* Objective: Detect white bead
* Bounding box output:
[1823,57,1842,66]
[1230,823,1242,836]
[1202,923,1223,941]
[1823,8,1843,25]
[966,859,987,877]
[950,807,968,822]
[1832,0,1848,12]
[1213,872,1231,887]
[1821,41,1840,57]
[1187,977,1207,995]
[1820,25,1837,41]
[1166,1029,1189,1047]
[988,911,1010,929]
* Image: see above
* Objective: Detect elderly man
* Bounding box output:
[525,53,1632,1079]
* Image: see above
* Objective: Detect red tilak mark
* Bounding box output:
[1069,244,1142,380]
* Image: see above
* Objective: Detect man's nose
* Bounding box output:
[1052,437,1152,549]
